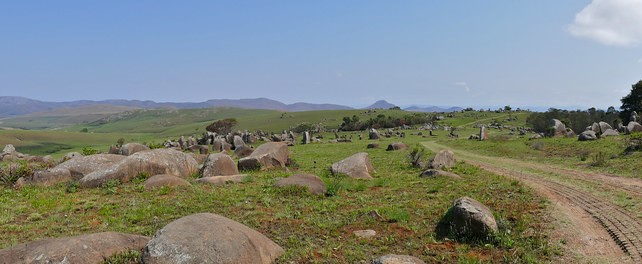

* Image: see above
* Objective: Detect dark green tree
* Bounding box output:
[206,118,237,134]
[620,80,642,124]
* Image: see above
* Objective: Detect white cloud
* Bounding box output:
[453,82,470,92]
[568,0,642,46]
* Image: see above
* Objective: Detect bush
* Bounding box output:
[82,146,98,156]
[408,144,426,168]
[591,151,607,167]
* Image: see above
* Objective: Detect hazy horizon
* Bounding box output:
[2,1,642,110]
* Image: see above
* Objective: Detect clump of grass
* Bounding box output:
[103,249,141,264]
[408,144,427,168]
[102,179,121,194]
[577,149,590,161]
[591,151,607,167]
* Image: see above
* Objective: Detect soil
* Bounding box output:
[423,141,642,263]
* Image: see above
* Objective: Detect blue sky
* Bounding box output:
[1,1,641,109]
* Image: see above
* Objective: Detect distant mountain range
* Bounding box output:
[0,96,463,118]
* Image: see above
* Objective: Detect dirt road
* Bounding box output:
[423,141,642,263]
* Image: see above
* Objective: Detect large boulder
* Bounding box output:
[627,122,642,134]
[437,197,498,241]
[369,129,381,140]
[430,150,456,169]
[56,154,127,180]
[26,168,73,187]
[200,153,239,177]
[551,119,567,137]
[79,149,198,188]
[601,129,619,137]
[275,174,327,195]
[372,254,426,264]
[144,174,191,190]
[142,213,284,264]
[233,145,254,159]
[331,152,375,180]
[578,130,598,141]
[238,142,289,171]
[386,142,408,151]
[233,135,245,149]
[119,143,150,156]
[0,232,149,264]
[598,121,613,134]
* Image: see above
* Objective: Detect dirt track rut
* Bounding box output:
[423,141,642,262]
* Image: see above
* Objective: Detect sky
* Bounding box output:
[1,0,642,109]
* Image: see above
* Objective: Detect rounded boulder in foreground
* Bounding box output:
[142,213,284,264]
[144,174,191,190]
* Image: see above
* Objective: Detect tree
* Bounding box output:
[206,118,237,135]
[620,80,642,124]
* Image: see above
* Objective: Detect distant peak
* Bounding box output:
[364,100,397,109]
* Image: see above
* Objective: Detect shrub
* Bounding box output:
[591,151,607,167]
[82,146,98,156]
[408,144,426,168]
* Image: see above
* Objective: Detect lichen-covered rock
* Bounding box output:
[238,142,288,171]
[200,153,239,177]
[430,150,455,169]
[437,196,498,241]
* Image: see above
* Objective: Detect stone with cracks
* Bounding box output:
[0,232,149,264]
[79,149,198,188]
[430,150,455,169]
[144,174,191,190]
[331,152,375,180]
[275,174,327,195]
[598,121,613,134]
[200,153,239,177]
[233,145,254,159]
[142,213,284,264]
[56,154,127,180]
[238,142,289,171]
[26,168,73,187]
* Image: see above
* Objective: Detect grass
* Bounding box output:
[0,133,554,263]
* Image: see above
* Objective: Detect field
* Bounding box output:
[1,107,641,263]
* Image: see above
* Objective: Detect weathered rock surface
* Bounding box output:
[0,232,149,264]
[386,142,408,151]
[551,119,567,137]
[627,122,642,134]
[233,145,254,159]
[144,174,191,190]
[26,168,73,187]
[601,129,619,137]
[200,153,239,177]
[79,149,198,188]
[372,254,426,264]
[119,143,150,156]
[430,150,456,169]
[578,130,598,141]
[274,174,326,195]
[57,154,127,180]
[238,142,288,171]
[142,213,283,264]
[196,175,248,185]
[331,152,375,180]
[438,196,498,241]
[61,152,83,162]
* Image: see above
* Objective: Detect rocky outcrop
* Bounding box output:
[437,196,498,241]
[142,213,283,264]
[79,149,198,188]
[0,232,149,264]
[238,142,288,171]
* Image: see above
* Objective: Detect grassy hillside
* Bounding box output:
[0,133,553,263]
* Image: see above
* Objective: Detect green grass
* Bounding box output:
[0,135,553,263]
